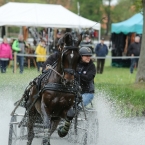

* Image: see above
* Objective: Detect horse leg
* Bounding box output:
[58,107,75,137]
[50,117,61,136]
[27,108,37,145]
[41,101,51,145]
[35,98,42,114]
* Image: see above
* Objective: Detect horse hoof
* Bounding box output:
[42,138,51,145]
[26,142,31,145]
[58,126,68,138]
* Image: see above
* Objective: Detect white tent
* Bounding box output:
[0,2,100,39]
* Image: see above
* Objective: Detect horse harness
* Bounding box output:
[61,45,79,77]
[39,45,79,93]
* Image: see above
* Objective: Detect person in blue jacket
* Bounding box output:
[95,38,108,74]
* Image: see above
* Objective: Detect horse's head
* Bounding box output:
[58,32,82,84]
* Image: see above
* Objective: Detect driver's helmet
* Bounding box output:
[79,47,92,56]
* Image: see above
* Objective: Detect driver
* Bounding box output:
[77,47,96,107]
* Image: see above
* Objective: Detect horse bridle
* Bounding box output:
[45,45,79,85]
[61,45,79,76]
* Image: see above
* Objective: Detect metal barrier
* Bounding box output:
[12,53,140,73]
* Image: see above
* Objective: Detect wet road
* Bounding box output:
[1,91,145,145]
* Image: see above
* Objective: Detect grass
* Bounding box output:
[0,67,39,101]
[0,58,145,117]
[94,58,145,116]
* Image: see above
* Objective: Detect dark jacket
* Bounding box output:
[77,60,96,94]
[53,38,60,53]
[42,51,60,71]
[95,43,108,57]
[128,42,141,56]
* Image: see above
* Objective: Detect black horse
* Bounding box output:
[25,32,82,145]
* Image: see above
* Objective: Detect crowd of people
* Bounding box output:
[0,33,47,74]
[0,30,141,76]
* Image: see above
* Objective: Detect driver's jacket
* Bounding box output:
[42,52,60,71]
[76,60,96,94]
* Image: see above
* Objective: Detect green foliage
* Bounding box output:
[72,0,103,22]
[133,0,143,12]
[111,0,136,23]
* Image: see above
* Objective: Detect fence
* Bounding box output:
[12,53,140,73]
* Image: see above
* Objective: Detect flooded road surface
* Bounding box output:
[95,95,145,145]
[1,91,145,145]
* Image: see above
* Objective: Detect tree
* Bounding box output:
[103,0,136,36]
[111,0,136,23]
[103,0,112,35]
[135,0,145,82]
[72,0,103,23]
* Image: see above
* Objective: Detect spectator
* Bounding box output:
[89,28,94,39]
[95,38,108,74]
[12,34,26,74]
[94,30,98,40]
[40,28,48,41]
[128,36,141,74]
[35,39,47,72]
[25,43,37,69]
[53,32,62,53]
[83,34,92,44]
[0,36,13,73]
[81,35,94,53]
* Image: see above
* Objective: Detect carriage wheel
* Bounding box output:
[67,109,99,144]
[67,111,87,144]
[67,115,79,144]
[81,131,87,145]
[8,115,28,145]
[8,115,18,145]
[81,111,99,145]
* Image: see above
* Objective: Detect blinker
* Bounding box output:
[64,68,75,75]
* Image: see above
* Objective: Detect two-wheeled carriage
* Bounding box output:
[8,101,98,145]
[8,32,98,145]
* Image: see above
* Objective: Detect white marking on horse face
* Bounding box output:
[70,50,74,58]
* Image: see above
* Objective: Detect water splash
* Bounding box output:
[1,89,145,145]
[95,90,145,145]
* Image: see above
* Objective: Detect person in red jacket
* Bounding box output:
[0,36,13,73]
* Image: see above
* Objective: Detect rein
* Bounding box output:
[45,64,75,85]
[45,64,63,79]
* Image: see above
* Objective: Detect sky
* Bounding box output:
[104,0,118,5]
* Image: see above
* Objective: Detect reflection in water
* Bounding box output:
[0,90,145,145]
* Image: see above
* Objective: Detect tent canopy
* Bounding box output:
[111,13,143,34]
[0,2,100,31]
